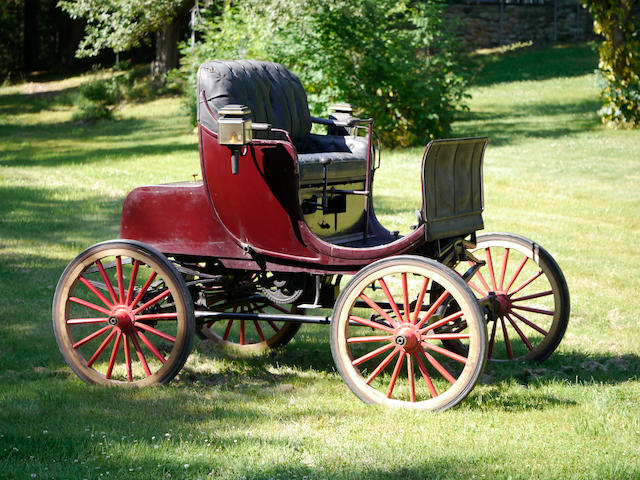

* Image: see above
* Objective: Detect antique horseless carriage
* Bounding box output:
[53,61,570,411]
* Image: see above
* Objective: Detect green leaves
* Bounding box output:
[178,0,469,146]
[58,0,189,56]
[581,0,640,127]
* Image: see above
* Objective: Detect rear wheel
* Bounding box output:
[331,256,486,411]
[455,233,570,362]
[52,240,194,386]
[199,298,301,355]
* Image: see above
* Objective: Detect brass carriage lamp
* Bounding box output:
[218,104,252,175]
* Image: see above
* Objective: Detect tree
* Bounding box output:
[180,0,469,146]
[57,0,194,81]
[581,0,640,127]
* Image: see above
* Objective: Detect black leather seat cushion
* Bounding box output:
[297,134,368,184]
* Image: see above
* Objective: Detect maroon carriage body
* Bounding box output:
[121,61,486,273]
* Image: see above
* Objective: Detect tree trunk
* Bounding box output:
[23,0,39,73]
[151,13,183,84]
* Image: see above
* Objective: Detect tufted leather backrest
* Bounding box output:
[197,60,312,146]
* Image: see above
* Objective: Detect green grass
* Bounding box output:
[1,44,639,480]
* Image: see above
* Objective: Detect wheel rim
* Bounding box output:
[55,246,191,385]
[200,298,299,355]
[457,238,563,361]
[333,258,485,409]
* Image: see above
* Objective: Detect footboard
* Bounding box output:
[421,137,488,241]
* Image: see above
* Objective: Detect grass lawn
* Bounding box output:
[1,43,639,479]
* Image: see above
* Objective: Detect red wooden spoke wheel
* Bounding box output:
[454,233,570,362]
[200,299,301,355]
[330,256,486,411]
[53,240,194,386]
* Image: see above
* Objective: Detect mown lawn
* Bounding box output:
[1,44,639,480]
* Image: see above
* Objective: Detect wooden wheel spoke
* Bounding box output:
[505,256,529,293]
[500,317,513,360]
[411,277,430,324]
[132,289,171,315]
[419,310,464,333]
[474,269,492,295]
[505,314,534,351]
[78,276,114,310]
[129,271,158,309]
[377,278,403,325]
[510,310,548,335]
[130,333,152,377]
[510,290,553,302]
[105,330,122,379]
[358,293,398,328]
[67,317,108,325]
[467,281,487,296]
[222,320,233,341]
[401,273,411,323]
[116,256,125,303]
[510,270,544,296]
[386,351,406,398]
[352,342,395,366]
[86,328,117,367]
[123,333,133,381]
[73,325,111,349]
[420,347,456,384]
[95,259,118,305]
[488,320,497,359]
[512,304,554,316]
[414,351,438,397]
[125,260,140,305]
[69,296,111,315]
[137,330,166,364]
[499,248,510,291]
[407,355,416,402]
[253,321,266,342]
[267,320,281,333]
[347,335,394,344]
[348,315,394,333]
[135,322,176,343]
[415,290,451,329]
[423,342,468,364]
[485,248,497,291]
[364,348,398,384]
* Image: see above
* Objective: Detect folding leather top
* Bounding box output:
[197,60,312,146]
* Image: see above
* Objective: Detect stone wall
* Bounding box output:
[444,1,594,49]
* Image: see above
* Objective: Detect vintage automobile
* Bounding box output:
[52,61,570,411]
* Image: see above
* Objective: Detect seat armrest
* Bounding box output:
[252,122,272,131]
[310,116,374,127]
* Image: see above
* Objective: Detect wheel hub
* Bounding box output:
[109,307,135,332]
[494,292,512,317]
[393,325,420,352]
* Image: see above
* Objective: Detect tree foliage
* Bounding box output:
[58,0,189,56]
[179,0,469,146]
[582,0,639,127]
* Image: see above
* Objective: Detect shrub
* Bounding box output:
[72,77,123,122]
[582,0,640,128]
[178,0,469,147]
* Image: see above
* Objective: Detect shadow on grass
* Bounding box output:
[472,43,598,87]
[183,329,639,410]
[453,97,601,146]
[0,185,121,248]
[0,116,196,168]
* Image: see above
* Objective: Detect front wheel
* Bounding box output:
[52,240,194,386]
[330,256,486,411]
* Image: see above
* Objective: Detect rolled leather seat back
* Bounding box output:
[197,60,312,147]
